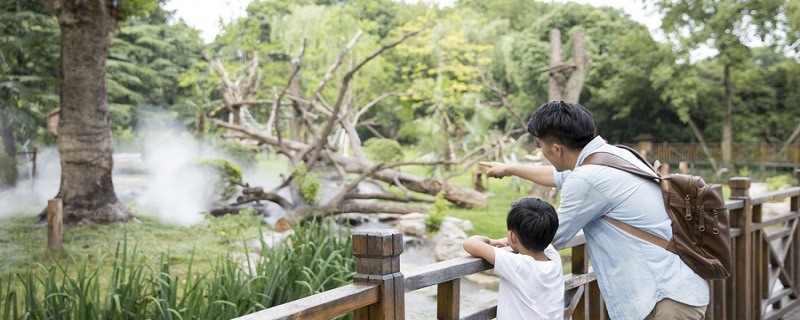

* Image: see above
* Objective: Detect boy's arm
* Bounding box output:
[463,235,496,264]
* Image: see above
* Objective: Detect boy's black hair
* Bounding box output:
[527,101,597,150]
[507,197,558,252]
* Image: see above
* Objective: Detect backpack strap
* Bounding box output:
[582,145,670,249]
[582,147,660,181]
[601,216,669,249]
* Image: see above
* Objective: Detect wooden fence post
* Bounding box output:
[729,177,754,320]
[47,198,63,252]
[352,229,404,320]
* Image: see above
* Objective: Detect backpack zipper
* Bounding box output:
[698,183,708,232]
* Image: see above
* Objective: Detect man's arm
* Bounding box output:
[478,162,557,188]
[463,236,497,264]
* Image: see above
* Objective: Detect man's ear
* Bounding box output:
[551,142,564,158]
[507,230,516,244]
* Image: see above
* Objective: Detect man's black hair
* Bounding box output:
[527,100,597,150]
[506,197,558,252]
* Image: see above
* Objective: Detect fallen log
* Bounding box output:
[331,201,431,214]
[213,120,488,208]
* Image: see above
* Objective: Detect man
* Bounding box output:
[480,101,708,319]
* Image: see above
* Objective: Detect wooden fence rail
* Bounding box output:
[237,171,800,320]
[626,142,800,167]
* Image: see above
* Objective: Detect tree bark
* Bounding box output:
[0,100,17,187]
[45,0,132,225]
[564,32,588,103]
[332,201,431,214]
[548,29,565,101]
[722,63,732,167]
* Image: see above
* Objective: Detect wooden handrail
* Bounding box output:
[235,284,380,320]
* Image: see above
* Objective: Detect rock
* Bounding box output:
[400,212,428,221]
[433,219,468,241]
[433,238,470,261]
[395,219,428,238]
[247,229,294,252]
[443,216,473,232]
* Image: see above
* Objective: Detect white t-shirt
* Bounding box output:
[493,244,564,320]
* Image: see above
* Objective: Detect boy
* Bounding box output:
[463,197,564,320]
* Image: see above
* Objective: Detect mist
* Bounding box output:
[0,112,277,226]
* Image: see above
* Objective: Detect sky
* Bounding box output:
[163,0,716,60]
[165,0,661,42]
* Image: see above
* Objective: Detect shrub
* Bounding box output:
[363,138,404,164]
[292,164,320,205]
[191,158,243,204]
[425,193,449,233]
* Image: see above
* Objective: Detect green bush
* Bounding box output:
[0,219,355,319]
[292,164,320,205]
[425,193,449,233]
[363,138,404,164]
[766,174,792,192]
[191,158,243,204]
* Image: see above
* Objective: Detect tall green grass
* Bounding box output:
[0,218,354,320]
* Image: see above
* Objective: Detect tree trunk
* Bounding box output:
[564,32,588,103]
[722,63,732,167]
[548,29,565,101]
[686,115,719,173]
[0,101,17,187]
[442,113,452,171]
[289,62,303,141]
[46,0,132,225]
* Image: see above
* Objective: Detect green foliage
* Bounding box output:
[739,166,753,177]
[0,153,16,188]
[363,138,404,163]
[766,174,792,191]
[210,138,258,166]
[0,219,355,319]
[425,193,449,233]
[111,126,142,152]
[191,158,243,203]
[292,165,320,205]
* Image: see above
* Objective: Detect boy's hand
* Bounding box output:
[478,162,512,178]
[489,237,509,248]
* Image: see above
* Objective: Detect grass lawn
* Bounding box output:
[0,212,266,282]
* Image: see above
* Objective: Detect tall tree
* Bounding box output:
[646,0,787,167]
[0,0,59,187]
[41,0,154,224]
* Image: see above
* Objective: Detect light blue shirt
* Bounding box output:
[552,136,708,320]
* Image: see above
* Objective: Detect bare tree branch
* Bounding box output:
[354,91,413,122]
[274,40,307,156]
[477,68,526,129]
[344,193,435,203]
[324,163,386,210]
[309,32,363,115]
[305,24,428,172]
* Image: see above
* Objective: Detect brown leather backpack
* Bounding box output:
[583,145,732,280]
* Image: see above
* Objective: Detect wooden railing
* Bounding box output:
[237,171,800,320]
[626,142,800,167]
